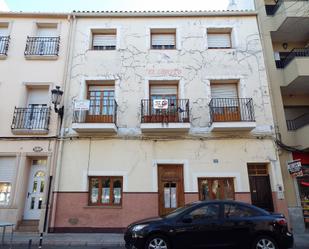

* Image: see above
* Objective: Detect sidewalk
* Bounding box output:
[2,232,124,246]
[2,232,309,247]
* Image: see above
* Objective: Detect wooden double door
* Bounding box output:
[158,165,184,216]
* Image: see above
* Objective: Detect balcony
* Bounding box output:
[11,107,51,135]
[24,37,60,59]
[287,113,309,148]
[276,48,309,87]
[265,0,309,31]
[209,98,256,131]
[0,36,10,58]
[72,99,117,133]
[140,99,190,133]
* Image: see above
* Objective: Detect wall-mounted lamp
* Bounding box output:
[282,42,288,50]
[51,86,64,120]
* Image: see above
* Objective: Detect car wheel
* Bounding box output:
[252,236,278,249]
[145,234,170,249]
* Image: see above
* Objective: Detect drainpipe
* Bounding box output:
[48,13,77,232]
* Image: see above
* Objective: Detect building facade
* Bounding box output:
[256,0,309,233]
[0,12,70,232]
[48,10,288,232]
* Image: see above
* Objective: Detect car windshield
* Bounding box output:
[161,202,199,218]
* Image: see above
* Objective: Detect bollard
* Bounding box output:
[38,233,43,249]
[28,239,32,249]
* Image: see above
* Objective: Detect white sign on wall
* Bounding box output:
[153,99,168,109]
[74,100,90,110]
[287,159,303,176]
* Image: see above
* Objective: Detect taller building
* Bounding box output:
[0,12,70,232]
[48,10,287,232]
[256,0,309,233]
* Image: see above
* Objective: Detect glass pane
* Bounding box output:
[0,183,11,205]
[223,179,234,200]
[90,178,99,204]
[102,178,111,204]
[224,204,257,218]
[32,181,38,193]
[170,183,177,208]
[189,204,220,220]
[38,197,43,209]
[210,180,220,199]
[40,181,45,193]
[200,179,209,200]
[35,171,46,177]
[30,197,35,209]
[164,183,171,208]
[113,179,122,204]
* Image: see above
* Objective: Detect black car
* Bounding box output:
[124,200,293,249]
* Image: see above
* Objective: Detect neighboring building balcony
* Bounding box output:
[24,36,60,59]
[209,98,256,131]
[11,107,51,135]
[0,36,10,58]
[72,99,118,133]
[140,99,190,133]
[287,113,309,148]
[276,48,309,87]
[265,0,308,30]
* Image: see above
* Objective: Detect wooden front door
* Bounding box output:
[158,165,184,216]
[248,165,273,212]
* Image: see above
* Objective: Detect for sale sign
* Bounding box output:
[153,99,168,109]
[287,159,303,177]
[74,100,90,110]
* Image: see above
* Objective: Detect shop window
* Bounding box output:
[198,178,234,201]
[297,164,309,228]
[88,176,123,206]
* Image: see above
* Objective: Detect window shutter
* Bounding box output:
[211,84,238,99]
[208,33,231,48]
[27,88,49,105]
[152,34,175,46]
[93,34,116,47]
[0,157,16,182]
[150,85,177,95]
[37,28,58,37]
[0,27,8,36]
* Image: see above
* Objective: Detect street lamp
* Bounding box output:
[51,86,64,119]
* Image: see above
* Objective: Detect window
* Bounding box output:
[0,183,11,205]
[198,178,235,201]
[0,23,9,56]
[92,29,116,50]
[0,157,16,205]
[224,204,260,218]
[151,29,176,49]
[247,164,268,176]
[89,176,123,206]
[189,204,220,220]
[207,28,232,49]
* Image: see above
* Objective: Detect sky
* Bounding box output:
[4,0,232,12]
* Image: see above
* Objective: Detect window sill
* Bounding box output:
[24,55,58,60]
[84,205,122,209]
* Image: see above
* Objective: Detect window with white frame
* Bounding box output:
[0,157,16,205]
[92,29,117,50]
[151,29,176,49]
[207,28,232,49]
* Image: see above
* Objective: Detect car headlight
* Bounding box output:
[132,224,148,232]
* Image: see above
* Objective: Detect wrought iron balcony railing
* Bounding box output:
[209,98,255,123]
[0,36,10,56]
[141,99,190,123]
[24,36,60,56]
[286,113,309,131]
[276,48,309,68]
[11,107,51,131]
[73,99,117,124]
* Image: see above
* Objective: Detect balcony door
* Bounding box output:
[148,84,178,122]
[36,26,58,55]
[210,83,240,122]
[87,85,115,123]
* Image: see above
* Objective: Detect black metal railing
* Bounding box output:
[141,99,190,123]
[265,0,308,15]
[286,113,309,130]
[0,36,10,55]
[209,98,255,123]
[11,107,51,131]
[73,99,117,124]
[24,36,60,56]
[276,48,309,68]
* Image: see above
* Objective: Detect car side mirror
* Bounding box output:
[182,215,193,223]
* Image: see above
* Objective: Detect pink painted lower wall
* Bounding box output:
[50,192,287,232]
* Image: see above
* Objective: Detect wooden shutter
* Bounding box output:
[150,85,177,95]
[93,34,116,47]
[152,34,175,46]
[208,33,231,48]
[211,84,238,99]
[0,157,16,182]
